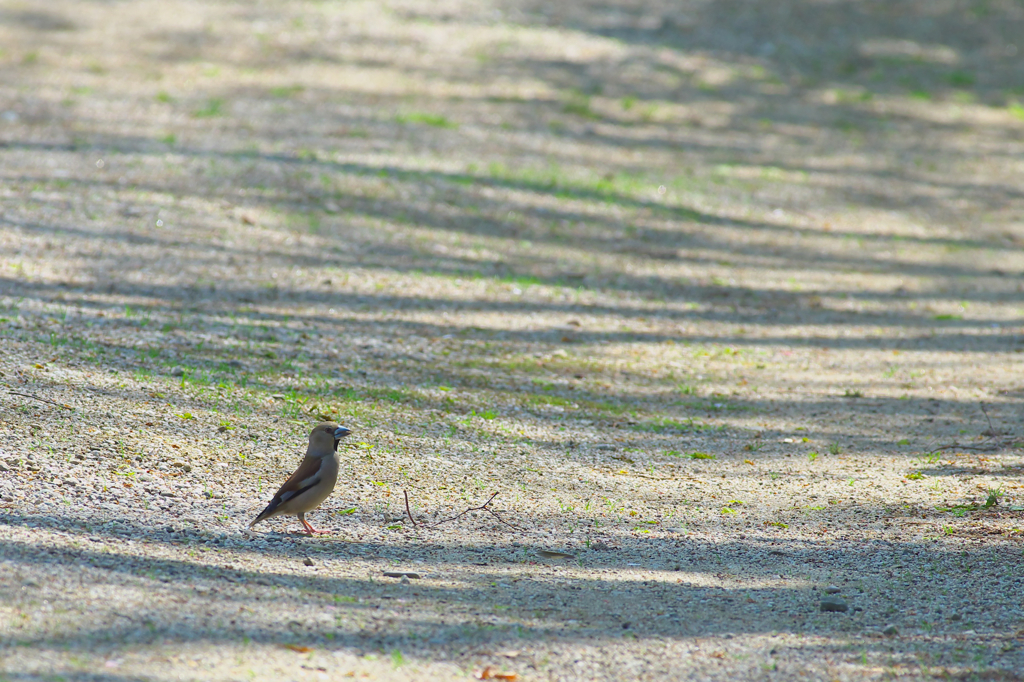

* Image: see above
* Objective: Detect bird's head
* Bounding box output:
[309,422,352,453]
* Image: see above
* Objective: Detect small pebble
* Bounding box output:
[820,596,848,613]
[303,557,314,566]
[824,585,841,594]
[883,624,899,636]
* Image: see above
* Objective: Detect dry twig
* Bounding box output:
[932,442,1001,452]
[6,390,73,410]
[403,489,418,527]
[979,402,999,436]
[932,401,1016,453]
[423,491,524,531]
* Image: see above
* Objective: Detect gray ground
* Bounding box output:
[1,1,1024,680]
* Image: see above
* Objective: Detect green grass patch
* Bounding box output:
[193,98,225,118]
[563,91,598,119]
[270,85,304,98]
[471,409,499,420]
[524,393,575,408]
[631,417,714,434]
[946,71,975,88]
[395,112,458,129]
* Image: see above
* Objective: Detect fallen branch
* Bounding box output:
[931,442,1003,452]
[979,401,999,436]
[426,491,524,531]
[403,489,418,527]
[931,402,1020,452]
[6,390,73,410]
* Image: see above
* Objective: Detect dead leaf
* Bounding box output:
[475,668,518,681]
[283,644,312,653]
[710,651,726,659]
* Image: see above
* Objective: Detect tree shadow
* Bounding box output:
[0,504,1021,671]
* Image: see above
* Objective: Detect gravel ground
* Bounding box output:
[2,1,1024,680]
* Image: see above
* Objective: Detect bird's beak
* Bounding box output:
[334,426,351,440]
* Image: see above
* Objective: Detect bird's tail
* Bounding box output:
[250,501,279,527]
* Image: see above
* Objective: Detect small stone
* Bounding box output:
[882,624,899,636]
[949,614,961,621]
[824,585,841,594]
[170,367,185,377]
[400,575,411,585]
[820,596,849,612]
[303,557,314,567]
[382,571,420,579]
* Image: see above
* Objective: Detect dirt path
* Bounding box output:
[1,1,1023,680]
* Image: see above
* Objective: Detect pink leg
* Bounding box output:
[299,515,331,535]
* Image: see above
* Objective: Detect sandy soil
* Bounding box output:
[1,1,1024,680]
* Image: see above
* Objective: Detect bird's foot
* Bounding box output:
[299,520,331,535]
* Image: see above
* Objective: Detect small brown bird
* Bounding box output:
[250,422,351,534]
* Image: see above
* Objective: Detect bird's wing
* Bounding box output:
[271,455,325,504]
[251,456,325,525]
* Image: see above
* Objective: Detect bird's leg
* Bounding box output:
[298,513,331,535]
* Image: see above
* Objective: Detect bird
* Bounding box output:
[250,422,351,534]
